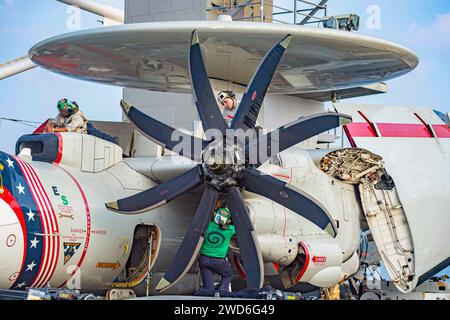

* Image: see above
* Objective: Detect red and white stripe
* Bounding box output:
[57,165,91,288]
[344,111,450,139]
[15,157,60,288]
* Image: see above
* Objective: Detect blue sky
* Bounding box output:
[0,0,449,280]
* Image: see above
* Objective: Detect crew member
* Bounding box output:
[217,91,238,126]
[197,201,236,295]
[44,98,88,133]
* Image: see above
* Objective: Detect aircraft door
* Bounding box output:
[113,225,161,293]
[318,147,415,292]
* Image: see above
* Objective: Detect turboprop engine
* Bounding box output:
[241,184,359,292]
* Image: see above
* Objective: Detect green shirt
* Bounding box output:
[200,222,236,258]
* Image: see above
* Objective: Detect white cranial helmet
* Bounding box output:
[217,91,236,105]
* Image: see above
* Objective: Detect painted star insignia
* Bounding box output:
[26,209,35,222]
[16,281,26,289]
[30,237,39,249]
[6,158,14,168]
[26,261,37,272]
[16,183,25,195]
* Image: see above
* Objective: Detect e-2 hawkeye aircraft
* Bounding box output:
[1,21,449,297]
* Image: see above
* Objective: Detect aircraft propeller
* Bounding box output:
[106,30,352,292]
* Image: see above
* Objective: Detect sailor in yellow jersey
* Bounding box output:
[197,201,236,295]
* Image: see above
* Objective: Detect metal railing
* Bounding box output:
[206,0,328,25]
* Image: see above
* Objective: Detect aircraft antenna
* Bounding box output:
[0,117,41,129]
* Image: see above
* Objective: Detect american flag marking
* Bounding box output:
[14,156,60,288]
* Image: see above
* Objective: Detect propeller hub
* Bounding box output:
[202,163,245,191]
[201,139,246,191]
[202,138,246,168]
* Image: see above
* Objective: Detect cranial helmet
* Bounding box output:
[57,98,76,113]
[217,90,236,105]
[71,100,79,109]
[213,207,232,229]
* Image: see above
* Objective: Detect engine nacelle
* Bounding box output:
[244,198,299,267]
[296,239,343,288]
[258,234,298,267]
[244,184,355,289]
[277,238,344,289]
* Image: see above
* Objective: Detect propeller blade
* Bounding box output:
[248,112,352,166]
[226,187,264,289]
[156,186,219,292]
[105,165,203,214]
[231,35,292,131]
[120,100,206,161]
[243,167,337,237]
[189,30,228,137]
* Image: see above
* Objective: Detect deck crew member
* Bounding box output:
[45,98,88,133]
[217,91,238,127]
[197,201,236,295]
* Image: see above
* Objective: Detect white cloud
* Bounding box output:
[0,0,15,8]
[408,12,450,49]
[94,0,124,10]
[435,12,450,34]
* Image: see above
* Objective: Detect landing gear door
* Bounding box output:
[319,148,415,292]
[333,103,450,293]
[358,170,414,292]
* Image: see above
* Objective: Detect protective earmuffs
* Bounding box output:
[57,98,76,114]
[213,207,232,229]
[217,91,236,105]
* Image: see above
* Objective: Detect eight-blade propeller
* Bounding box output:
[105,30,352,292]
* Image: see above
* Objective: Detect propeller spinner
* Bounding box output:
[105,30,352,292]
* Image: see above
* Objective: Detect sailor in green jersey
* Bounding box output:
[197,202,236,294]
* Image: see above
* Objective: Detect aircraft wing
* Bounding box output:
[334,102,450,292]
